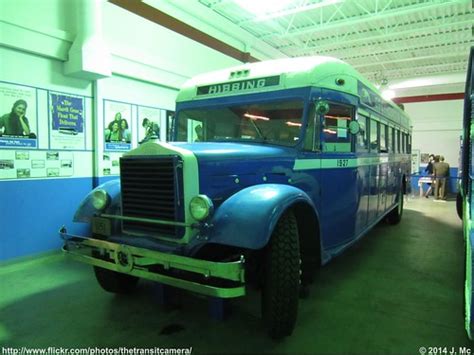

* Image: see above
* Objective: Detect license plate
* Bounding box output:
[92,217,111,236]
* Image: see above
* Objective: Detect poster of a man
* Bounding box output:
[138,106,164,144]
[141,117,160,143]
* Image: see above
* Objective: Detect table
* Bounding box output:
[417,176,435,197]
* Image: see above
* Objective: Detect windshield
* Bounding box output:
[176,100,304,146]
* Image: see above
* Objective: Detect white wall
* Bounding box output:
[103,2,241,88]
[0,0,246,261]
[0,0,245,182]
[405,99,463,168]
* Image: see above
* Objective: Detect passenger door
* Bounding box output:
[319,102,359,249]
[368,118,380,223]
[355,113,370,236]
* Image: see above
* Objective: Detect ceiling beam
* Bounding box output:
[109,0,259,63]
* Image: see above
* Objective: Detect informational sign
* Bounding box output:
[0,82,38,148]
[50,93,85,149]
[197,75,280,96]
[0,150,74,179]
[102,152,122,176]
[137,106,163,143]
[104,100,132,151]
[411,149,420,174]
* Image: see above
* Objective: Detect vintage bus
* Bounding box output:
[62,56,412,339]
[460,46,474,339]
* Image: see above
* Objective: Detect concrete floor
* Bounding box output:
[0,196,470,354]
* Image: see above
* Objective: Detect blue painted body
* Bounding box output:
[74,179,121,223]
[73,86,410,265]
[206,184,316,250]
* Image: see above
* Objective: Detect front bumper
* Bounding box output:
[60,228,246,298]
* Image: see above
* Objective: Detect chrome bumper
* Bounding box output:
[60,229,246,298]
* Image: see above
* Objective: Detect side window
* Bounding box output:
[408,134,412,153]
[380,123,387,152]
[401,133,406,153]
[356,114,368,152]
[396,130,400,153]
[388,126,393,153]
[370,119,379,152]
[323,103,353,153]
[177,115,204,143]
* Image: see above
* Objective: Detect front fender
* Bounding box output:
[208,184,316,250]
[73,179,121,223]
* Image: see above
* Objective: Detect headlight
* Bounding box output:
[91,189,110,211]
[189,195,213,221]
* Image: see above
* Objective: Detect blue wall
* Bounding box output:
[410,167,459,196]
[0,177,93,261]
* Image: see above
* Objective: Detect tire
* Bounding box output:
[262,210,300,339]
[465,233,474,340]
[386,187,404,225]
[93,266,139,294]
[457,192,463,220]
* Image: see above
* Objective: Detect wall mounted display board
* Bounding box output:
[103,100,132,151]
[0,150,73,179]
[49,92,85,150]
[0,82,38,148]
[137,105,163,143]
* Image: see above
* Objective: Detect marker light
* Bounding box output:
[189,195,214,221]
[91,189,110,211]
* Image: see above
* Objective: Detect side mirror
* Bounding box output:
[348,121,360,135]
[315,100,330,115]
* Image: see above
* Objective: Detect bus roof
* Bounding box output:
[177,56,411,130]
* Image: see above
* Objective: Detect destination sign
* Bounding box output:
[197,76,280,96]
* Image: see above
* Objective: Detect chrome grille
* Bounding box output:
[120,156,183,238]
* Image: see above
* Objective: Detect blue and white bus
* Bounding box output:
[62,56,412,339]
[460,46,474,339]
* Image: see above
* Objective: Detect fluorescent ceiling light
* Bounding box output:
[388,74,465,89]
[244,113,270,121]
[382,89,396,100]
[240,0,345,22]
[286,121,302,127]
[234,0,293,17]
[390,78,434,89]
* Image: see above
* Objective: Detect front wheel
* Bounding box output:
[262,210,300,339]
[386,188,404,225]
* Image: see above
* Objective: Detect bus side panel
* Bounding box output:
[386,160,398,210]
[319,164,358,248]
[355,164,370,235]
[368,164,380,223]
[378,160,389,217]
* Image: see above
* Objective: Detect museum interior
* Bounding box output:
[0,0,473,353]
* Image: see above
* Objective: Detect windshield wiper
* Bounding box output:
[249,119,267,140]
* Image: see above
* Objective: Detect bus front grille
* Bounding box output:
[120,156,184,238]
